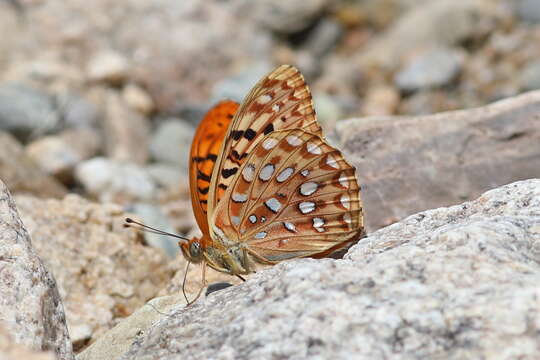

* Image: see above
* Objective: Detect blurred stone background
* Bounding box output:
[1,0,540,356]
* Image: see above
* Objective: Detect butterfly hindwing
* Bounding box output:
[189,100,239,236]
[212,129,363,263]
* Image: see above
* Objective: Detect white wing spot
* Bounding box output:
[279,239,289,246]
[255,231,267,239]
[326,154,339,169]
[307,142,322,155]
[339,172,348,188]
[301,169,310,177]
[283,222,296,233]
[259,164,275,181]
[262,138,278,150]
[231,216,240,226]
[313,217,325,232]
[341,194,351,209]
[299,201,315,214]
[265,198,282,213]
[287,135,302,146]
[249,215,257,224]
[300,182,318,196]
[259,94,272,104]
[242,164,255,182]
[272,103,280,112]
[261,216,267,223]
[276,167,294,183]
[343,213,352,225]
[232,192,248,203]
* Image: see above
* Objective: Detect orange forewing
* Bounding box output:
[189,100,239,236]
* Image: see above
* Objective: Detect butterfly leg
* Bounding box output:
[236,275,246,282]
[186,261,208,306]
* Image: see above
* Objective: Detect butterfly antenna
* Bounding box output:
[124,218,190,244]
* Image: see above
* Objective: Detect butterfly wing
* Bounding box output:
[189,100,239,236]
[207,65,322,216]
[211,128,363,262]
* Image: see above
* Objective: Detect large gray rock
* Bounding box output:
[336,90,540,231]
[0,180,74,360]
[115,179,540,359]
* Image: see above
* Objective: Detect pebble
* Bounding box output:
[75,157,156,203]
[395,47,465,92]
[519,60,540,91]
[0,84,59,141]
[122,83,155,115]
[87,50,130,85]
[516,0,540,23]
[149,119,195,170]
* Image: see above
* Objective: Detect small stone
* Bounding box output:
[248,0,329,34]
[25,128,101,181]
[75,157,156,203]
[211,62,273,103]
[149,119,195,170]
[0,131,67,198]
[0,84,59,140]
[122,84,155,115]
[103,91,150,165]
[146,163,183,189]
[516,0,540,23]
[363,85,400,116]
[87,50,129,85]
[395,47,465,91]
[519,60,540,91]
[58,94,101,129]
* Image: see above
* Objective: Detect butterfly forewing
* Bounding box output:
[208,65,322,216]
[189,100,239,235]
[211,128,363,263]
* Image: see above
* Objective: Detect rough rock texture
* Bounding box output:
[14,194,176,351]
[116,179,540,359]
[335,90,540,231]
[0,325,55,360]
[0,181,74,360]
[0,131,67,198]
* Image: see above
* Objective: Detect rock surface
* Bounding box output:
[0,325,55,360]
[0,181,74,360]
[336,90,540,231]
[13,194,176,351]
[0,131,67,198]
[114,179,540,359]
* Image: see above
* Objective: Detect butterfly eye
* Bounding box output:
[189,242,202,259]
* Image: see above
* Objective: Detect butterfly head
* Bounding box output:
[180,237,205,263]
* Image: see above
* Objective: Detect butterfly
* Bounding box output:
[178,65,363,300]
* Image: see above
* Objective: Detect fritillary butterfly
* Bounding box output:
[180,65,364,289]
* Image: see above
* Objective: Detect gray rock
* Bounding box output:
[0,180,74,360]
[335,90,540,232]
[130,203,180,258]
[0,84,59,140]
[25,128,101,181]
[116,179,540,359]
[520,60,540,91]
[75,157,156,203]
[516,0,540,23]
[146,163,183,189]
[211,62,273,104]
[357,0,496,69]
[57,94,101,129]
[0,131,67,198]
[149,119,195,170]
[395,47,465,91]
[246,0,329,34]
